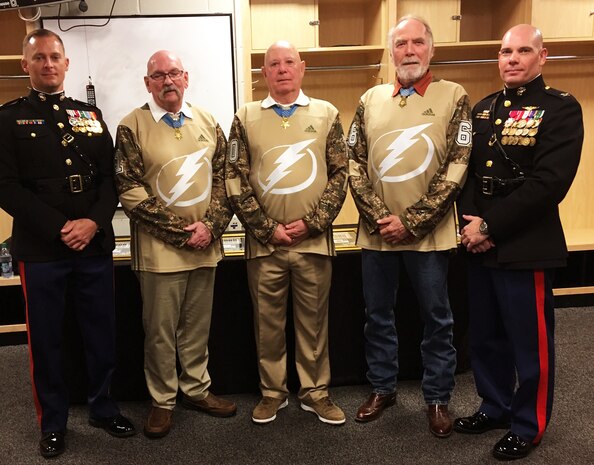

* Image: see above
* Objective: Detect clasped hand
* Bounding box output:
[61,218,98,251]
[459,214,495,253]
[270,219,310,246]
[184,221,212,250]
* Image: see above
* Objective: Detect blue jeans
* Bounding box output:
[362,249,456,404]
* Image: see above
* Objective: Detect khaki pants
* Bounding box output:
[247,250,332,402]
[138,267,215,408]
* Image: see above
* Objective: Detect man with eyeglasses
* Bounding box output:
[456,24,583,460]
[114,50,236,438]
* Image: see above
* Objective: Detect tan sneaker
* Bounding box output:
[300,396,346,425]
[143,407,173,439]
[252,396,288,424]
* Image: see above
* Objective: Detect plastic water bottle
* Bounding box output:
[0,242,14,279]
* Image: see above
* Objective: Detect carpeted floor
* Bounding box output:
[0,307,592,465]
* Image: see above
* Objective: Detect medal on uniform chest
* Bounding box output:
[163,113,184,140]
[272,104,298,129]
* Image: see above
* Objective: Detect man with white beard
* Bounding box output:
[347,15,472,437]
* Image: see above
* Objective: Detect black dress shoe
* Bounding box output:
[89,414,137,438]
[454,411,510,434]
[355,392,396,423]
[39,431,65,458]
[493,431,534,460]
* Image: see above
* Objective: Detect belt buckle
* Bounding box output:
[68,174,83,193]
[481,176,494,195]
[62,133,75,145]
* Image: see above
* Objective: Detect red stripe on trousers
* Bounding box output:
[534,270,548,444]
[19,262,43,428]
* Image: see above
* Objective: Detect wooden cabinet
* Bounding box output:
[249,0,386,50]
[0,10,29,103]
[532,0,594,39]
[396,0,531,44]
[0,10,29,243]
[249,0,317,50]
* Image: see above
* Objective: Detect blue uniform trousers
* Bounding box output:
[19,254,120,433]
[467,261,555,444]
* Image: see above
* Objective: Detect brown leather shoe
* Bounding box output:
[182,392,237,417]
[427,404,452,438]
[355,392,396,423]
[143,407,172,439]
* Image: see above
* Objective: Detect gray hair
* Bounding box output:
[387,15,434,50]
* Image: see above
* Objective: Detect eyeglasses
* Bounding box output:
[148,69,185,82]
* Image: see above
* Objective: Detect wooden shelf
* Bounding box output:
[565,229,594,252]
[0,275,20,287]
[0,323,26,334]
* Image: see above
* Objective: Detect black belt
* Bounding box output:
[475,173,525,196]
[25,175,97,194]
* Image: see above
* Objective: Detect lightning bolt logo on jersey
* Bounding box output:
[371,123,435,184]
[156,148,212,209]
[256,139,318,195]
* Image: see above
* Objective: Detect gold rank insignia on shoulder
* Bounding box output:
[475,110,490,120]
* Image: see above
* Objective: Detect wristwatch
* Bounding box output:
[479,220,489,235]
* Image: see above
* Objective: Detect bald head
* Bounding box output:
[498,24,547,88]
[144,50,188,113]
[262,40,305,104]
[147,50,184,75]
[264,41,301,67]
[502,24,543,49]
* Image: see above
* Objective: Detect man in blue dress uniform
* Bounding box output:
[456,24,583,460]
[0,29,136,458]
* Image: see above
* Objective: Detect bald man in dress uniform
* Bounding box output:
[456,24,583,460]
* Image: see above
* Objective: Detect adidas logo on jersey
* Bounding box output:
[197,134,208,141]
[422,108,435,116]
[304,125,317,133]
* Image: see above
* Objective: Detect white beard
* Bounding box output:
[396,62,429,85]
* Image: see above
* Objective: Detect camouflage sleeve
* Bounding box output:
[225,115,278,245]
[400,93,472,239]
[201,124,233,240]
[302,114,348,236]
[114,124,191,248]
[347,101,392,234]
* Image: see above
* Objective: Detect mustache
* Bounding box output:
[159,85,181,98]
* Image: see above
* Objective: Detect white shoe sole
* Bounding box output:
[252,399,288,424]
[300,402,346,425]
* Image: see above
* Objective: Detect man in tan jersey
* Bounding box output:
[225,41,348,425]
[348,16,472,436]
[115,50,236,438]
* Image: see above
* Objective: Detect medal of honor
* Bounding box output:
[272,104,298,130]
